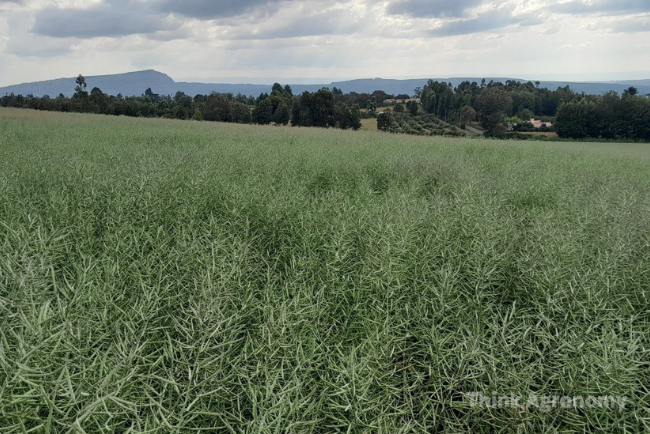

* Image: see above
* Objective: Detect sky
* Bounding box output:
[1,0,649,87]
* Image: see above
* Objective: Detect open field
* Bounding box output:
[520,132,559,138]
[1,107,649,432]
[359,118,377,131]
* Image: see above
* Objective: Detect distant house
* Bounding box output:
[529,118,553,128]
[384,98,420,105]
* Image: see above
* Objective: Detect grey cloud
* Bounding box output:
[145,27,194,42]
[387,0,484,18]
[552,0,650,15]
[152,0,281,19]
[428,10,541,37]
[32,6,180,38]
[4,13,73,57]
[233,10,357,39]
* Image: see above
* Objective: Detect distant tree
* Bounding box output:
[233,93,249,105]
[555,101,596,139]
[337,105,353,129]
[421,80,454,119]
[174,91,193,109]
[173,105,189,120]
[394,103,404,113]
[413,87,422,98]
[231,101,252,124]
[144,88,159,101]
[192,109,203,121]
[254,98,273,124]
[377,111,393,131]
[291,97,302,126]
[350,104,362,130]
[371,90,393,105]
[335,104,361,130]
[460,105,477,125]
[368,96,377,117]
[272,83,284,94]
[290,89,336,127]
[476,87,513,135]
[89,87,107,112]
[406,100,419,116]
[74,74,88,98]
[309,88,336,127]
[517,108,534,121]
[203,93,233,122]
[624,86,638,96]
[273,101,290,125]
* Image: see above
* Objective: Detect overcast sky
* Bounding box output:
[1,0,649,86]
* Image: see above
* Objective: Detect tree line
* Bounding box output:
[3,74,649,141]
[384,78,649,140]
[415,79,576,136]
[0,75,362,130]
[555,91,650,140]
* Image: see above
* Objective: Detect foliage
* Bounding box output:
[460,105,476,124]
[417,79,583,128]
[273,101,291,125]
[406,100,419,116]
[254,98,274,124]
[377,111,392,131]
[477,87,513,135]
[191,108,203,121]
[73,74,88,99]
[555,93,650,140]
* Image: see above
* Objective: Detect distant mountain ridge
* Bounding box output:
[2,70,649,98]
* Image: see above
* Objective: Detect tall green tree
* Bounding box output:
[254,98,273,124]
[377,112,393,131]
[476,87,513,135]
[74,74,88,99]
[273,102,290,125]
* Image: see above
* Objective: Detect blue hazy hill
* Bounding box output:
[1,70,649,98]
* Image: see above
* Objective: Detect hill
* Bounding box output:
[0,70,176,98]
[1,70,649,98]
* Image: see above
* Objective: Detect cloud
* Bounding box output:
[428,9,541,37]
[0,0,23,12]
[610,17,650,33]
[4,14,73,57]
[387,0,484,18]
[152,0,282,20]
[6,36,72,57]
[232,9,360,39]
[31,5,181,38]
[552,0,650,15]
